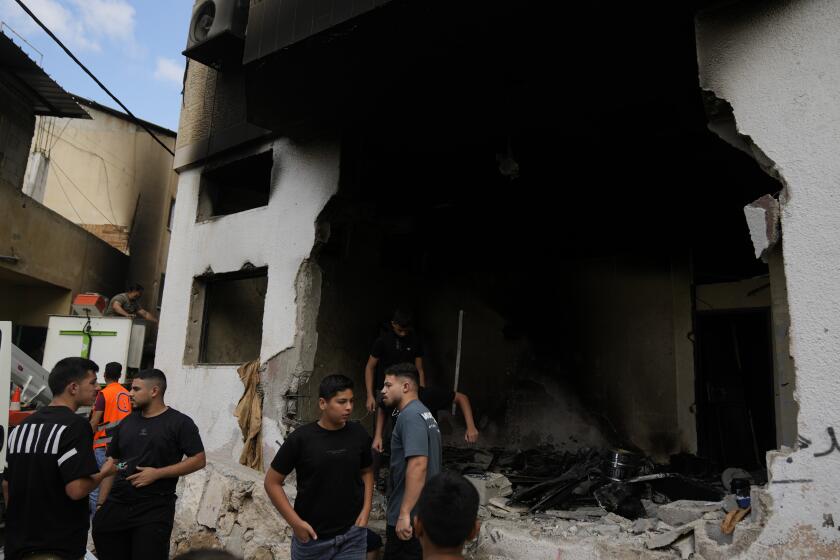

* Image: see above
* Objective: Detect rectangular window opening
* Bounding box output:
[184,267,268,365]
[196,150,273,221]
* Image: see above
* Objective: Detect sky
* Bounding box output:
[0,0,193,131]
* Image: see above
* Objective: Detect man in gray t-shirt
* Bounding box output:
[380,362,442,560]
[105,284,157,323]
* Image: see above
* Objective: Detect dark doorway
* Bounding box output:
[695,310,776,470]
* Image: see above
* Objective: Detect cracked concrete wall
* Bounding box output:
[697,0,840,555]
[155,137,340,463]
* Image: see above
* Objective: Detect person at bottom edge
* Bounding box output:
[265,374,374,560]
[92,368,206,560]
[415,472,481,560]
[380,362,442,560]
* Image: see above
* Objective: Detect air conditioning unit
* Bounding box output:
[183,0,249,70]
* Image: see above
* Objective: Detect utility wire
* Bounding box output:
[52,170,84,223]
[51,159,116,225]
[13,0,176,157]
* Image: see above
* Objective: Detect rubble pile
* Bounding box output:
[445,446,764,558]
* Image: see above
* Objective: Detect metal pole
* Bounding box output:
[451,309,464,415]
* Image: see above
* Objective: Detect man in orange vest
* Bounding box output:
[89,362,131,515]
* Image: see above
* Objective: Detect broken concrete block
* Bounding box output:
[631,518,657,534]
[641,499,660,518]
[646,524,694,549]
[671,533,696,560]
[590,524,621,536]
[602,512,632,531]
[703,510,725,521]
[465,473,513,505]
[657,500,722,527]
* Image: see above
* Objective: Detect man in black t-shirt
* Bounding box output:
[364,310,427,413]
[265,374,373,560]
[92,368,206,560]
[4,357,116,560]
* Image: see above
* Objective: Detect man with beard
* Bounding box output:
[92,368,206,559]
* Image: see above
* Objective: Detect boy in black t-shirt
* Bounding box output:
[265,374,374,560]
[92,368,206,560]
[4,357,116,560]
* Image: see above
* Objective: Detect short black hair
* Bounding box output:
[135,368,167,394]
[392,309,413,328]
[127,283,144,292]
[49,357,99,395]
[104,362,122,381]
[417,472,479,548]
[384,362,420,386]
[319,374,354,400]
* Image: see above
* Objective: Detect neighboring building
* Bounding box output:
[161,1,840,557]
[24,98,178,361]
[0,31,125,360]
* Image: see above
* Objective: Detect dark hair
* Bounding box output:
[127,283,144,292]
[135,368,167,394]
[392,309,413,328]
[49,357,99,395]
[384,362,420,386]
[417,472,479,548]
[172,550,240,560]
[319,374,354,400]
[104,362,122,381]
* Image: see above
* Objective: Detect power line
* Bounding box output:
[52,169,84,223]
[51,159,116,225]
[13,0,176,157]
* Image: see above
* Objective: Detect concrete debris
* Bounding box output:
[657,500,723,527]
[542,506,607,521]
[465,472,513,505]
[671,533,696,559]
[603,512,633,531]
[722,494,738,513]
[646,524,694,550]
[488,497,529,513]
[631,518,658,534]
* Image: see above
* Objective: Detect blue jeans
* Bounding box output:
[89,447,107,516]
[292,525,367,560]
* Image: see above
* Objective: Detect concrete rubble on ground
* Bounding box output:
[445,445,767,559]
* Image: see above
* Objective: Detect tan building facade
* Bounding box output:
[24,99,179,358]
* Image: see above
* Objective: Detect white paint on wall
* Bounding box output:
[155,138,340,458]
[697,0,840,551]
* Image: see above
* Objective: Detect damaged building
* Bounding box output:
[159,1,840,558]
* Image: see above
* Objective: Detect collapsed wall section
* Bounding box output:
[696,0,840,553]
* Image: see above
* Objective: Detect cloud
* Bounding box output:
[0,0,138,54]
[2,0,100,51]
[154,57,184,87]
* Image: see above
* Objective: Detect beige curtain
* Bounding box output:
[234,360,263,471]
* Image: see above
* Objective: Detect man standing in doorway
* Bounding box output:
[380,363,442,560]
[89,361,131,515]
[4,357,116,560]
[105,283,158,323]
[92,369,206,560]
[365,310,426,413]
[265,374,374,560]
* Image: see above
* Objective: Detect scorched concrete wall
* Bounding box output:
[155,137,340,462]
[697,0,840,555]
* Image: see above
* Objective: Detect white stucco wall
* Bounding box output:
[697,1,840,555]
[155,138,340,459]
